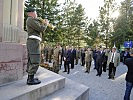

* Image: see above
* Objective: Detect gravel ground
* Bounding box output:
[59,61,133,100]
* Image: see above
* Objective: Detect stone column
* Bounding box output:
[11,0,18,26]
[17,0,24,30]
[3,0,11,24]
[0,0,4,42]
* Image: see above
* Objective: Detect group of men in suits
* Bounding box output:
[42,43,121,80]
[61,45,121,79]
[94,46,120,80]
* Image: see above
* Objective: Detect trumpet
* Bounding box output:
[37,17,56,30]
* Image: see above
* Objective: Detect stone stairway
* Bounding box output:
[0,67,89,100]
[41,79,89,100]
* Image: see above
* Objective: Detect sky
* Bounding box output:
[58,0,125,19]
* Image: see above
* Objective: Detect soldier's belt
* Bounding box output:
[29,35,42,41]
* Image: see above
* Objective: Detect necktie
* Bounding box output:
[111,53,114,63]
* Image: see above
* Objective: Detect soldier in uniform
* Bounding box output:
[48,45,53,63]
[44,45,48,62]
[26,8,49,85]
[40,43,45,64]
[85,48,92,73]
[53,44,61,74]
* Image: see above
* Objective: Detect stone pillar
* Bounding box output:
[3,0,11,24]
[11,0,18,26]
[0,0,4,42]
[17,0,24,30]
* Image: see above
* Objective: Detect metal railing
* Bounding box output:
[2,24,28,44]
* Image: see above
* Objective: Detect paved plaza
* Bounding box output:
[59,61,133,100]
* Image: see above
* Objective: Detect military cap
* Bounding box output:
[26,7,36,12]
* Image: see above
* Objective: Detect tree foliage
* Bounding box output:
[24,0,133,48]
[111,0,133,48]
[24,0,88,47]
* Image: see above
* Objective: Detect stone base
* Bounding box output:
[0,42,27,85]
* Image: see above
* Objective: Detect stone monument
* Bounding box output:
[0,0,27,85]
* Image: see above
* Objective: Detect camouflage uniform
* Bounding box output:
[48,46,53,63]
[44,46,48,62]
[85,50,92,73]
[53,46,60,74]
[26,16,47,75]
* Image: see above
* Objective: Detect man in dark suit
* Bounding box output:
[93,49,97,69]
[63,46,71,74]
[81,48,85,66]
[124,49,133,100]
[96,47,105,77]
[102,48,109,72]
[70,47,76,69]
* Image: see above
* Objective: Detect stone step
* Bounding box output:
[0,67,65,100]
[41,78,89,100]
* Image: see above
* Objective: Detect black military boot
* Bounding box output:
[27,75,41,85]
[27,75,39,81]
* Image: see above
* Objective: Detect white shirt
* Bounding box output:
[110,52,116,63]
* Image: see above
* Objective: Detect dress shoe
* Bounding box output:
[85,71,88,73]
[96,74,99,76]
[112,77,115,80]
[108,77,112,79]
[103,70,106,72]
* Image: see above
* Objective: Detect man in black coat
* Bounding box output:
[124,50,133,100]
[63,46,71,74]
[96,47,105,77]
[81,48,85,66]
[93,49,97,69]
[70,47,76,69]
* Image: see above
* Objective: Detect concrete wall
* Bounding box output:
[0,43,27,85]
